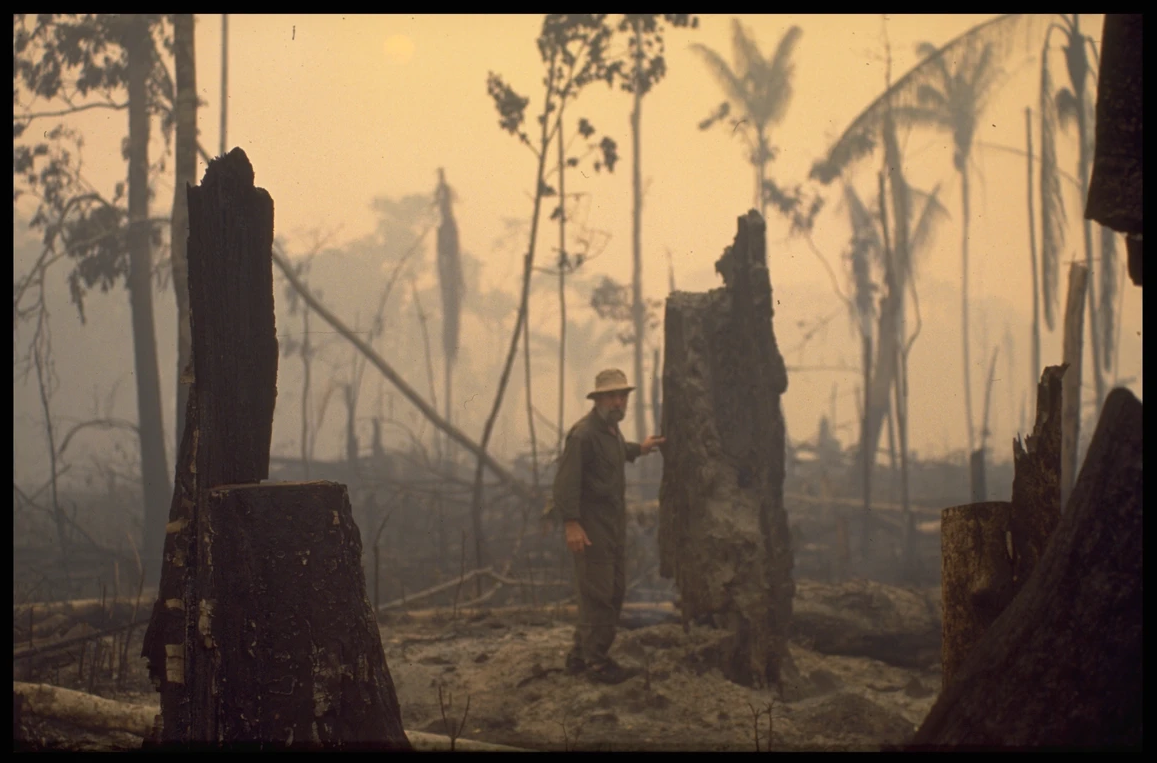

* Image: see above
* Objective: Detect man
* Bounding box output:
[552,368,665,684]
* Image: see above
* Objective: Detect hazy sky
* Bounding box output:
[13,14,1141,486]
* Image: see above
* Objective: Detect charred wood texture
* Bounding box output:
[208,482,407,747]
[939,501,1013,688]
[911,388,1142,749]
[939,366,1065,691]
[1009,365,1064,595]
[659,210,794,690]
[1085,14,1142,286]
[1059,264,1088,511]
[142,148,409,749]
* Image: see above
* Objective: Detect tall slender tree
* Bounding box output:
[1040,13,1116,419]
[692,19,802,224]
[611,14,696,448]
[540,116,616,453]
[1025,107,1043,400]
[171,13,197,451]
[14,14,177,583]
[893,38,1005,455]
[811,13,1048,459]
[434,168,462,466]
[479,14,618,578]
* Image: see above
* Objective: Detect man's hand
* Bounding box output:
[640,434,666,456]
[565,520,592,554]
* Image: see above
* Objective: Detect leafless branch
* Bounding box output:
[17,99,129,123]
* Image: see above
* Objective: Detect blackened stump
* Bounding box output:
[658,210,795,691]
[141,148,410,749]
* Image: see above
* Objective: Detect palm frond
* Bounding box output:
[810,14,1051,184]
[889,105,953,131]
[729,18,764,85]
[759,25,803,126]
[1099,225,1117,371]
[915,40,952,87]
[908,182,950,263]
[966,42,1004,115]
[915,83,948,110]
[689,42,749,116]
[842,184,878,339]
[1039,50,1065,331]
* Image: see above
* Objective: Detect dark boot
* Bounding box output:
[565,651,586,675]
[586,659,640,685]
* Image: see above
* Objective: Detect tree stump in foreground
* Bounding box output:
[939,365,1067,690]
[208,482,406,747]
[658,210,795,691]
[939,501,1013,688]
[142,148,409,749]
[910,388,1142,749]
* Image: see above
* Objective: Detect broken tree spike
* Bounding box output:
[1008,364,1065,595]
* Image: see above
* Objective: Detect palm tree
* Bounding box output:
[1039,13,1115,418]
[892,38,1005,456]
[811,14,1049,458]
[692,19,803,223]
[841,172,947,557]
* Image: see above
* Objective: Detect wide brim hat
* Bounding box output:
[587,368,635,399]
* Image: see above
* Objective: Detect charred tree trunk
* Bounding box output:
[1009,364,1064,596]
[207,482,406,747]
[1060,263,1088,510]
[910,388,1141,749]
[141,149,409,750]
[659,210,795,691]
[1085,14,1142,287]
[938,365,1066,692]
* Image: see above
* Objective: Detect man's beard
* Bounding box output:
[606,408,625,424]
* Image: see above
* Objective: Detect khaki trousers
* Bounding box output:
[570,540,626,664]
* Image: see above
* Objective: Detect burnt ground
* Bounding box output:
[15,589,941,752]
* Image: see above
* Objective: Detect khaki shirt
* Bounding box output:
[552,407,642,544]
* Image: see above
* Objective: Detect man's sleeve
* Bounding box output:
[624,442,642,463]
[553,431,585,522]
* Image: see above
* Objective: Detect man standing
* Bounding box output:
[553,368,665,684]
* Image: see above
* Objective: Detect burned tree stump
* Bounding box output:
[658,210,794,690]
[939,501,1013,688]
[141,148,409,749]
[910,388,1142,749]
[1009,364,1064,596]
[939,366,1065,690]
[209,482,406,746]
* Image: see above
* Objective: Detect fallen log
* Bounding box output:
[14,618,152,662]
[790,579,941,669]
[15,595,156,625]
[271,243,537,505]
[13,681,530,752]
[908,387,1142,749]
[14,681,158,738]
[376,567,572,613]
[382,600,676,624]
